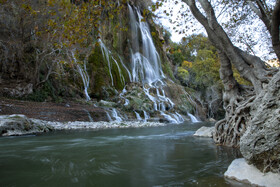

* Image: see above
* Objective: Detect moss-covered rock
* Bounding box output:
[98,100,118,108]
[88,46,109,99]
[124,95,144,112]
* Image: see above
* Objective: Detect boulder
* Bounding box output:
[194,126,214,137]
[240,72,280,173]
[225,158,280,187]
[208,118,216,122]
[98,100,117,108]
[2,83,33,97]
[0,114,53,136]
[0,114,167,136]
[123,95,146,112]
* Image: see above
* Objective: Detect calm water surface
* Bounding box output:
[0,122,248,187]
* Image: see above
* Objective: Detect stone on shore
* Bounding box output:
[224,158,280,187]
[193,126,214,137]
[0,114,53,136]
[0,114,166,136]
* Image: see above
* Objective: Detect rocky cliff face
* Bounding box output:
[0,1,201,123]
[240,71,280,173]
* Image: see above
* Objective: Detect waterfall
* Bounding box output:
[99,39,129,87]
[175,112,185,123]
[99,40,115,86]
[128,5,164,85]
[127,4,185,124]
[76,64,90,101]
[106,108,125,122]
[111,108,123,122]
[118,56,132,82]
[87,4,189,124]
[160,111,178,124]
[112,57,125,86]
[106,111,112,121]
[124,99,129,106]
[187,113,200,123]
[134,111,142,121]
[71,51,90,101]
[83,109,93,122]
[72,4,192,124]
[120,87,129,106]
[143,110,149,122]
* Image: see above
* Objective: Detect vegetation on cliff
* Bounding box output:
[0,0,200,124]
[0,0,130,100]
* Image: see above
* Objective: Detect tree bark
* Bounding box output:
[183,0,272,93]
[183,0,278,147]
[248,0,280,59]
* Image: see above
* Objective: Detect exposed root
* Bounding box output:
[213,94,255,147]
[263,159,280,173]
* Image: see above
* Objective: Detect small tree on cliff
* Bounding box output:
[0,0,126,87]
[161,0,280,147]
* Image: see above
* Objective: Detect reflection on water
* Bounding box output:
[0,122,247,186]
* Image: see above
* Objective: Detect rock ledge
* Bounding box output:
[193,126,214,137]
[224,158,280,187]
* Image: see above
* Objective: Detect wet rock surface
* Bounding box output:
[0,114,53,136]
[194,126,214,137]
[0,114,167,136]
[225,158,280,187]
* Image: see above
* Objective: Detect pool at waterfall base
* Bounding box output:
[0,122,249,186]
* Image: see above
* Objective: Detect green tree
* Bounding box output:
[0,0,129,101]
[169,34,221,89]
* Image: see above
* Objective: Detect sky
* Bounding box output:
[151,0,276,61]
[152,0,198,42]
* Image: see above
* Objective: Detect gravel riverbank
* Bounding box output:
[0,114,167,136]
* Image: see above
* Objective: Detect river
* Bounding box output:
[0,122,248,186]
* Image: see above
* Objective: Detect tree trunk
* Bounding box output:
[213,51,245,146]
[183,0,278,147]
[249,0,280,59]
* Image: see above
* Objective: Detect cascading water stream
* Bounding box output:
[120,87,129,106]
[134,111,143,121]
[82,4,196,124]
[99,40,114,86]
[76,64,90,101]
[106,111,112,121]
[175,112,185,123]
[83,109,94,122]
[160,111,178,124]
[187,113,200,123]
[127,4,185,124]
[119,56,132,82]
[69,3,197,124]
[71,51,91,101]
[128,4,164,85]
[111,108,123,122]
[99,39,131,87]
[143,110,149,122]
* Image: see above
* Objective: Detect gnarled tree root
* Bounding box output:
[213,95,255,147]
